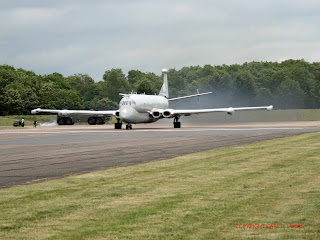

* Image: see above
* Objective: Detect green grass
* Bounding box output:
[1,133,320,239]
[241,109,320,121]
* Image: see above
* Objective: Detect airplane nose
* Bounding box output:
[119,106,135,122]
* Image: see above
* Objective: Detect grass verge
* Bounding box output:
[0,133,320,239]
[0,115,56,128]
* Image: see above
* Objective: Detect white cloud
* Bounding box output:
[12,7,64,23]
[1,0,320,80]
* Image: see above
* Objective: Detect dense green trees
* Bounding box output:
[1,59,320,115]
[103,69,129,102]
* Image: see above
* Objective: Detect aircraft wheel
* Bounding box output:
[174,122,181,128]
[115,123,122,129]
[88,117,96,125]
[65,118,73,125]
[96,117,104,124]
[57,118,66,125]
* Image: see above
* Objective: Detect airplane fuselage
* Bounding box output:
[119,94,169,123]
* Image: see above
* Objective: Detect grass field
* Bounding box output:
[0,133,320,239]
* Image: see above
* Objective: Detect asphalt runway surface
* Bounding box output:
[1,121,320,188]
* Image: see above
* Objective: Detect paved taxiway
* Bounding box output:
[1,121,320,188]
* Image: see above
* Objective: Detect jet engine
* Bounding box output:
[151,111,162,118]
[115,110,120,119]
[162,109,173,118]
[150,108,164,118]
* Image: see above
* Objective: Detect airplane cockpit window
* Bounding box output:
[120,100,134,106]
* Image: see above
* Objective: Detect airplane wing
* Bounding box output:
[31,108,116,116]
[163,105,273,117]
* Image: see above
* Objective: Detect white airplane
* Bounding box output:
[31,69,273,129]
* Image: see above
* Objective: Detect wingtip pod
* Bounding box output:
[31,108,40,114]
[267,105,273,111]
[58,110,69,116]
[227,107,234,115]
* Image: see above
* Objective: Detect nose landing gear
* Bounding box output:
[114,119,132,130]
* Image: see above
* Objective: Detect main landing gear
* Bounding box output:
[88,117,105,125]
[114,119,122,129]
[173,116,181,128]
[57,117,74,125]
[126,124,132,130]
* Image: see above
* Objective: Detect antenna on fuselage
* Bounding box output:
[159,69,169,98]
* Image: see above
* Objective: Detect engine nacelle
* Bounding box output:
[150,108,163,118]
[114,110,120,119]
[227,107,234,115]
[163,109,173,118]
[151,111,162,118]
[58,110,69,116]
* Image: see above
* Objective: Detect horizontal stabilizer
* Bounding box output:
[168,91,212,101]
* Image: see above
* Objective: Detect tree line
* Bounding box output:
[0,59,320,115]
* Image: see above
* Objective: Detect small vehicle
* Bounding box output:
[13,120,21,127]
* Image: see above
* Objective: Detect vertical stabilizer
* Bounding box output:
[159,69,169,98]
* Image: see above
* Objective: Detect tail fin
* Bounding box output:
[159,69,169,98]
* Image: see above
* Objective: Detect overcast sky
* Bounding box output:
[1,0,320,80]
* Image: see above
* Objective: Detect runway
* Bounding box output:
[1,121,320,188]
